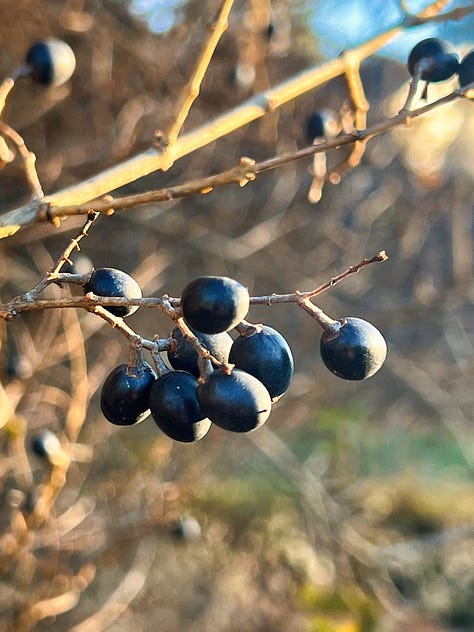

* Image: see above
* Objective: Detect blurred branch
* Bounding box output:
[69,537,157,632]
[0,121,43,198]
[162,0,235,150]
[43,87,470,221]
[0,0,465,238]
[327,54,369,185]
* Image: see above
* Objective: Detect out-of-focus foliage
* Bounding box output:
[0,1,472,631]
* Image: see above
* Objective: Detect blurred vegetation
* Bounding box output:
[0,1,473,631]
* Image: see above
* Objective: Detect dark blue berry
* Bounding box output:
[197,368,271,432]
[173,516,202,540]
[167,326,232,377]
[101,362,156,426]
[458,50,474,88]
[31,430,61,462]
[407,38,459,83]
[181,276,250,334]
[306,109,337,142]
[85,268,142,317]
[26,39,76,87]
[320,317,387,380]
[229,325,294,401]
[149,371,211,443]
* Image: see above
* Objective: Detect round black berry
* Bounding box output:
[458,50,474,88]
[229,325,294,402]
[149,371,211,443]
[85,268,142,317]
[181,276,250,334]
[173,516,202,541]
[198,368,271,433]
[407,38,459,83]
[31,430,61,463]
[167,326,232,377]
[101,362,156,426]
[306,109,337,142]
[320,317,387,381]
[26,39,76,87]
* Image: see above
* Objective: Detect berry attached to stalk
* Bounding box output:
[84,267,142,318]
[198,368,272,432]
[149,371,211,443]
[320,317,387,380]
[25,39,76,87]
[167,326,232,377]
[181,276,250,334]
[407,38,459,100]
[229,324,294,402]
[101,361,156,426]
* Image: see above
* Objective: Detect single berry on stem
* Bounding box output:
[407,38,459,101]
[198,368,272,433]
[181,276,250,334]
[101,361,156,426]
[320,317,387,380]
[84,267,142,318]
[230,324,294,402]
[167,325,232,377]
[25,39,76,87]
[149,370,211,443]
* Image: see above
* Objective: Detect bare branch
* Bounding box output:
[0,251,388,321]
[46,89,465,220]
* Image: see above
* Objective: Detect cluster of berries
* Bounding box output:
[84,268,386,443]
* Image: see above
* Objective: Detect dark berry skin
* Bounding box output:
[407,38,459,83]
[149,371,211,443]
[26,39,76,87]
[181,276,250,334]
[173,516,202,540]
[320,317,387,381]
[85,268,142,317]
[31,430,61,462]
[306,109,337,142]
[458,50,474,88]
[229,325,294,402]
[167,326,232,377]
[101,362,156,426]
[198,368,271,433]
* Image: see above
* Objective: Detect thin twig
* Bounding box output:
[328,52,369,184]
[162,0,235,151]
[0,251,388,321]
[0,0,459,239]
[0,121,44,198]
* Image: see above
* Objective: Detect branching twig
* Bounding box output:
[0,251,388,322]
[44,87,470,221]
[328,53,369,185]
